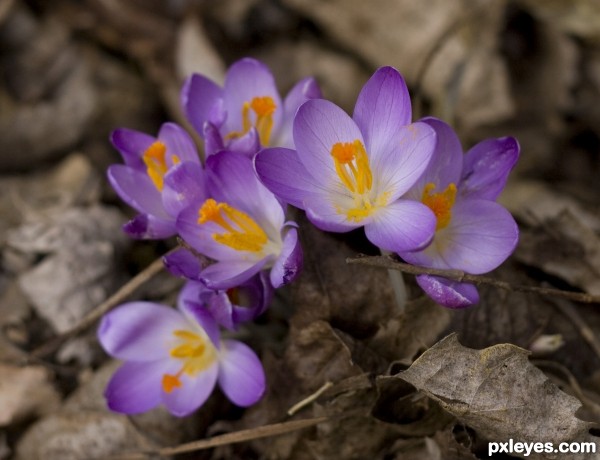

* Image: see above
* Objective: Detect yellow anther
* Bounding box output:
[142,141,180,191]
[331,140,372,195]
[197,199,268,253]
[162,329,217,393]
[225,96,277,146]
[422,182,457,230]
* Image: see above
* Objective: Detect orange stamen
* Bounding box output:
[422,182,457,230]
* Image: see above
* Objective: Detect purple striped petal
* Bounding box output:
[110,128,154,170]
[278,77,322,148]
[107,165,169,218]
[407,117,463,199]
[254,147,325,209]
[353,66,412,156]
[270,226,302,288]
[461,137,520,200]
[225,128,260,156]
[224,58,283,137]
[158,122,201,165]
[178,299,221,349]
[305,193,361,232]
[401,199,518,274]
[365,199,436,252]
[200,258,270,290]
[104,360,167,414]
[163,248,204,280]
[98,302,188,361]
[206,151,285,234]
[182,73,224,136]
[218,339,266,407]
[371,121,437,202]
[162,363,219,417]
[122,214,176,239]
[293,99,365,188]
[162,162,207,218]
[203,121,225,157]
[416,275,479,308]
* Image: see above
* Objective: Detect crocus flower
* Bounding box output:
[182,57,321,156]
[98,300,265,416]
[177,150,302,290]
[109,123,205,239]
[398,117,520,308]
[255,66,437,253]
[178,274,273,330]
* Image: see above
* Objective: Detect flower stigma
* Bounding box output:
[162,329,216,393]
[142,141,180,191]
[198,198,268,252]
[421,182,457,230]
[225,96,276,146]
[331,140,387,222]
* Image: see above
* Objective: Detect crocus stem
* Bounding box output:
[381,249,407,312]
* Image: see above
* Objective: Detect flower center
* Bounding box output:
[162,329,216,393]
[198,198,268,253]
[331,140,386,222]
[421,182,457,230]
[225,96,276,146]
[142,141,180,191]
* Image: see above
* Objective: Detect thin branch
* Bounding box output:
[30,249,174,359]
[108,416,331,459]
[346,254,600,304]
[548,297,600,360]
[288,381,334,416]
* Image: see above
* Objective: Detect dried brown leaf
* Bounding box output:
[399,334,598,459]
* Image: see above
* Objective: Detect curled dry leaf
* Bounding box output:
[398,334,598,460]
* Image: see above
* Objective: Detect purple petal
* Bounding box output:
[416,275,479,308]
[123,214,176,240]
[225,128,260,156]
[201,258,270,290]
[203,121,225,157]
[371,121,437,202]
[110,128,154,170]
[461,137,520,200]
[178,298,221,349]
[353,66,412,155]
[162,162,207,218]
[98,302,188,361]
[182,73,224,136]
[270,226,303,288]
[230,272,273,324]
[293,99,364,187]
[218,339,266,407]
[104,360,167,414]
[407,117,463,199]
[162,363,219,417]
[206,151,285,234]
[278,77,322,148]
[223,58,283,138]
[401,199,519,274]
[305,193,361,232]
[163,247,204,280]
[206,291,235,330]
[254,147,325,209]
[107,165,170,218]
[365,199,436,252]
[158,122,201,165]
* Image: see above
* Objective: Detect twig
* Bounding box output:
[107,416,331,459]
[346,254,600,304]
[30,250,173,359]
[288,381,334,416]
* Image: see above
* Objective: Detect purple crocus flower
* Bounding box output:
[182,57,321,156]
[398,117,520,308]
[98,300,265,416]
[255,66,437,253]
[178,274,273,331]
[109,123,205,239]
[177,150,302,290]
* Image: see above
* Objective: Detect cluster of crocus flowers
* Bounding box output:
[101,57,519,417]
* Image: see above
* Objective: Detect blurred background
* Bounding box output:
[1,0,600,459]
